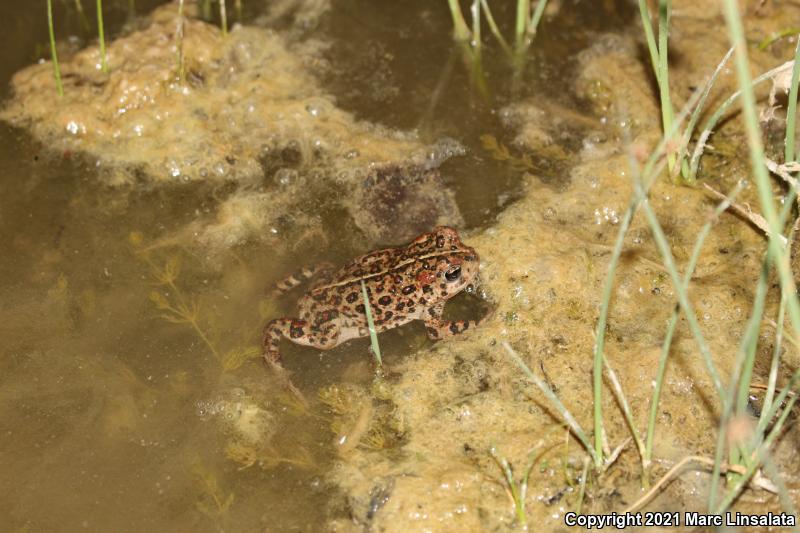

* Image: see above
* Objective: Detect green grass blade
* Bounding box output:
[705,185,797,507]
[689,62,794,181]
[637,0,660,82]
[763,293,787,417]
[47,0,64,97]
[714,0,800,510]
[447,0,471,42]
[656,0,677,174]
[480,0,511,57]
[644,181,744,467]
[715,386,798,512]
[176,0,185,84]
[96,0,108,72]
[527,0,547,40]
[785,37,800,164]
[708,256,769,507]
[722,0,800,365]
[220,0,228,36]
[635,186,726,406]
[470,0,481,53]
[675,47,734,182]
[603,358,644,461]
[360,281,382,367]
[503,342,597,464]
[593,83,706,468]
[515,0,530,49]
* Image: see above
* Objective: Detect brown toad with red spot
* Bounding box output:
[263,226,482,363]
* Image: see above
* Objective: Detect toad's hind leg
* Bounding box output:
[422,302,481,341]
[269,262,335,297]
[262,317,342,363]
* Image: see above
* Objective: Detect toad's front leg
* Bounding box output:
[262,318,342,363]
[422,302,482,341]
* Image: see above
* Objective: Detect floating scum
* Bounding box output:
[3,2,465,256]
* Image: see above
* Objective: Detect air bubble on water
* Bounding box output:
[165,158,181,178]
[594,206,619,225]
[306,104,320,117]
[213,163,227,176]
[65,121,82,135]
[345,149,360,159]
[512,285,523,299]
[274,168,297,186]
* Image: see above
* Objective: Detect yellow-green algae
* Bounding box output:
[1,2,463,256]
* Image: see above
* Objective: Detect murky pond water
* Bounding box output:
[2,0,799,531]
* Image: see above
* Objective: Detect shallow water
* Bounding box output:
[3,0,797,531]
[0,2,633,530]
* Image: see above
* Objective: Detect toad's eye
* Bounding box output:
[444,266,462,282]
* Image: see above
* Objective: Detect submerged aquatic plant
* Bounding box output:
[480,134,534,172]
[129,233,262,371]
[193,464,235,520]
[46,0,63,97]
